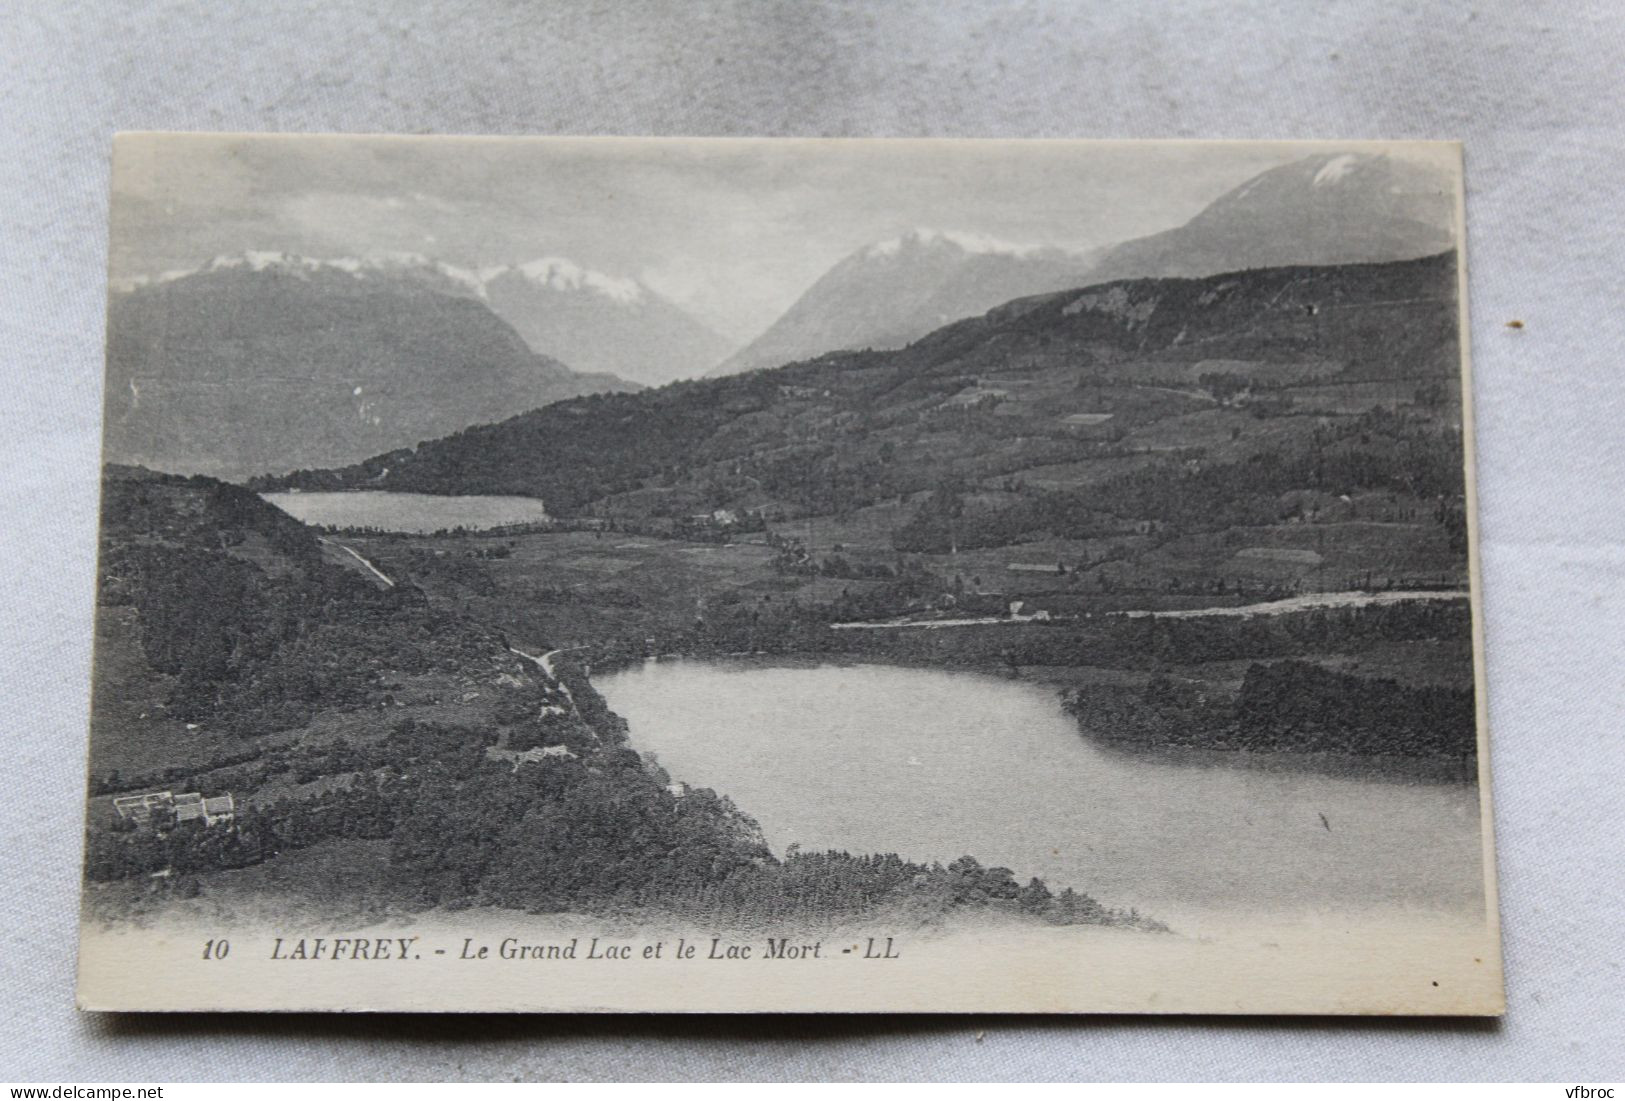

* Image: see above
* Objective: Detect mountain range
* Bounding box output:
[103,256,637,480]
[1081,151,1456,283]
[262,251,1464,522]
[114,250,735,389]
[708,152,1455,378]
[707,230,1102,378]
[106,151,1458,482]
[478,258,734,387]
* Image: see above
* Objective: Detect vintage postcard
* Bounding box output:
[77,134,1501,1014]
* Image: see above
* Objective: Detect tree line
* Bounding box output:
[87,712,1158,931]
[1062,659,1477,765]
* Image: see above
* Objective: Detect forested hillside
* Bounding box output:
[243,251,1477,782]
[260,252,1464,540]
[1062,658,1477,763]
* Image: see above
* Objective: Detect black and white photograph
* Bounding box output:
[74,134,1500,1014]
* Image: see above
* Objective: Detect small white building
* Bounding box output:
[113,790,234,826]
[111,791,173,824]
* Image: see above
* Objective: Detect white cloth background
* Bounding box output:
[1,0,1621,1082]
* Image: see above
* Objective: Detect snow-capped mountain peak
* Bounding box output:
[118,250,654,309]
[1312,154,1361,187]
[323,252,486,294]
[709,228,1099,377]
[120,250,493,298]
[207,249,303,273]
[109,249,732,388]
[1080,151,1455,286]
[480,259,729,385]
[862,227,1052,260]
[500,257,645,306]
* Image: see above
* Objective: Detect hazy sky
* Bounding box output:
[110,135,1458,343]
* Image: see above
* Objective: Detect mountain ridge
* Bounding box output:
[1083,152,1455,284]
[708,228,1100,378]
[707,152,1454,380]
[104,261,637,481]
[260,250,1463,521]
[114,249,737,388]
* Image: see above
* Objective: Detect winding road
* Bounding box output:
[319,537,395,588]
[831,589,1468,631]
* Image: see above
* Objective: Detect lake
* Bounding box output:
[263,491,549,533]
[596,659,1486,934]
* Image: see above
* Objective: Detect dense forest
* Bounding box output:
[580,583,1474,676]
[1062,659,1477,764]
[87,684,1157,931]
[98,468,501,735]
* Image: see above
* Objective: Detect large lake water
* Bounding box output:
[596,659,1486,933]
[263,491,548,533]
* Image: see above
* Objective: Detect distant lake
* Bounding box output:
[597,658,1485,934]
[263,491,548,533]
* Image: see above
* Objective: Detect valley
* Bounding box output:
[84,245,1482,936]
[82,468,1164,934]
[263,250,1477,775]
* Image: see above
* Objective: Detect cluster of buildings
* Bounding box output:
[111,790,235,827]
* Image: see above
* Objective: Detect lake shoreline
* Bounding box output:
[595,657,1487,932]
[263,490,550,534]
[582,649,1479,782]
